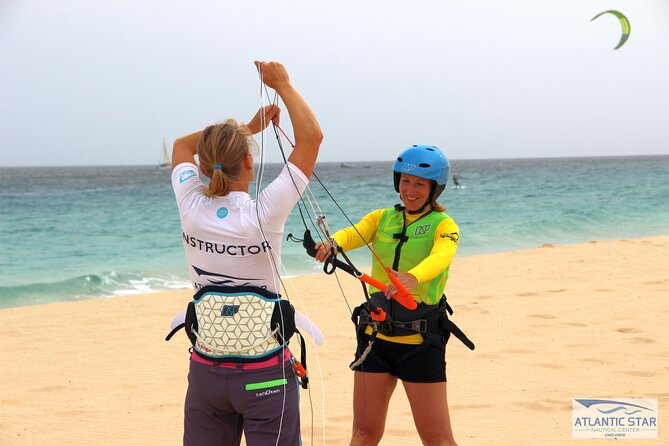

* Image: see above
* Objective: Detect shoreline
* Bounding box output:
[1,235,668,445]
[3,233,669,311]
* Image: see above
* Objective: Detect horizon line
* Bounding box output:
[1,153,668,169]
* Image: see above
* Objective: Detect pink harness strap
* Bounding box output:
[190,348,291,370]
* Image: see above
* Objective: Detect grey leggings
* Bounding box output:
[184,359,301,446]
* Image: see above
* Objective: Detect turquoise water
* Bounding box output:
[1,155,668,308]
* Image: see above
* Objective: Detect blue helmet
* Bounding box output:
[393,144,450,200]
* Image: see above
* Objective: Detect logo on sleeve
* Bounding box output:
[440,232,459,244]
[179,170,196,183]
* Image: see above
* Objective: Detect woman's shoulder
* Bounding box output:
[435,212,458,231]
[171,162,201,189]
[365,208,390,222]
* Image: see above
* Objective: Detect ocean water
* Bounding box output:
[1,155,668,308]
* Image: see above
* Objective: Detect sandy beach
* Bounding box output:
[1,236,667,445]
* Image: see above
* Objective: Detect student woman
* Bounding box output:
[315,145,462,446]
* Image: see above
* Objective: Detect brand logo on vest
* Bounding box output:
[414,224,432,236]
[221,305,241,316]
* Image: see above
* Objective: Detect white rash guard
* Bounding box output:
[171,161,308,294]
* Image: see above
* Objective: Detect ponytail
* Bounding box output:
[207,168,230,197]
[197,119,252,197]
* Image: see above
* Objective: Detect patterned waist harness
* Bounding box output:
[166,285,308,387]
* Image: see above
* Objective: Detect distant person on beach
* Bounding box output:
[170,61,322,446]
[314,145,469,446]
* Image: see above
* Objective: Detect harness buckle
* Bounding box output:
[411,319,428,333]
[390,318,427,333]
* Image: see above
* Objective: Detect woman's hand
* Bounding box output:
[246,104,281,135]
[254,59,322,179]
[254,60,290,92]
[314,241,337,263]
[384,267,418,299]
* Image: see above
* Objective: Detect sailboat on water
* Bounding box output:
[158,139,171,169]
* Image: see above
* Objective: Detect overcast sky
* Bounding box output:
[1,0,668,166]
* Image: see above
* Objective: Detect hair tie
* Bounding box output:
[213,164,223,171]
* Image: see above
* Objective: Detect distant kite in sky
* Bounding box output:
[591,10,631,50]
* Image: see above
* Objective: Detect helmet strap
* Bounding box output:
[406,201,430,215]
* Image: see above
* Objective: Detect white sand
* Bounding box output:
[1,236,668,445]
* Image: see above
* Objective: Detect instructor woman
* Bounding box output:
[171,61,322,446]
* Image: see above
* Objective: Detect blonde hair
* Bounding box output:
[427,182,446,212]
[197,119,253,197]
[431,199,446,212]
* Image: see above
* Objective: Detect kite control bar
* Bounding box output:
[301,230,417,310]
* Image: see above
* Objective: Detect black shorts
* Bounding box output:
[353,333,447,383]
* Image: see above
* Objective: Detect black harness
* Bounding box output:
[351,292,475,368]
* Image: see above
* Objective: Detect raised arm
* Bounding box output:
[171,131,201,169]
[255,61,323,178]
